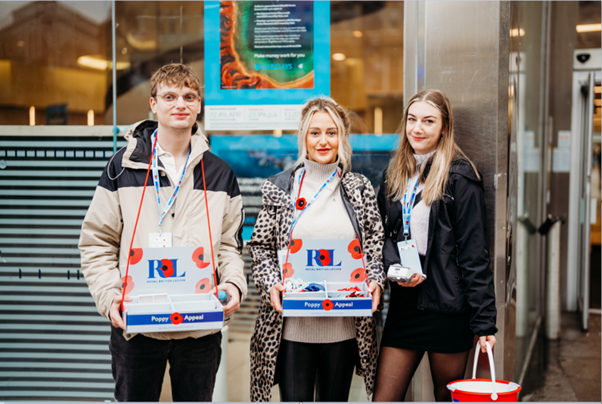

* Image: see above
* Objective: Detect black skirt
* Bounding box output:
[381,281,475,354]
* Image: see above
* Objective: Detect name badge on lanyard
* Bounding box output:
[396,177,425,275]
[149,233,172,248]
[150,129,189,248]
[397,239,424,276]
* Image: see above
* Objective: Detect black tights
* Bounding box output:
[373,346,470,402]
[276,338,358,402]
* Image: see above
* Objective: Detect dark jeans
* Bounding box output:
[276,338,358,402]
[109,324,222,402]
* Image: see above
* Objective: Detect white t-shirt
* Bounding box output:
[157,144,187,184]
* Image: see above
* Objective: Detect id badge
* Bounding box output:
[396,239,425,276]
[149,233,172,248]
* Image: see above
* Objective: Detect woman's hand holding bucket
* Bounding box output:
[479,335,497,353]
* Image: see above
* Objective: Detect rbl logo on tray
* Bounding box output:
[306,249,342,267]
[148,259,186,279]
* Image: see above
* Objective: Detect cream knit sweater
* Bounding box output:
[282,159,357,343]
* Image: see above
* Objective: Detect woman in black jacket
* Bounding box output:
[373,89,497,402]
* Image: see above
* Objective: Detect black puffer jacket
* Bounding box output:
[377,158,497,337]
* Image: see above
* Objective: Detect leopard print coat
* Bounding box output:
[247,166,385,402]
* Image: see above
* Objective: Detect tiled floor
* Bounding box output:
[226,331,251,402]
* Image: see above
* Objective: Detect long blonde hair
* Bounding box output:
[386,89,479,205]
[294,97,352,173]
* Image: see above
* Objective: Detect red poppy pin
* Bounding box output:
[170,312,183,325]
[295,197,307,210]
[322,299,333,311]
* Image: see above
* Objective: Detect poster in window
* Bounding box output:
[204,1,330,130]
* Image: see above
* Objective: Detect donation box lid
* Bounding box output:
[277,238,367,284]
[121,246,215,297]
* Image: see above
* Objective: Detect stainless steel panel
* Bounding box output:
[404,0,512,391]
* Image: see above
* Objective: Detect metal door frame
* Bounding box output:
[567,48,601,330]
[403,2,512,397]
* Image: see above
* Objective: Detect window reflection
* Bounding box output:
[577,1,601,50]
[330,1,403,134]
[0,1,112,125]
[110,1,404,135]
[112,1,205,125]
[0,1,405,133]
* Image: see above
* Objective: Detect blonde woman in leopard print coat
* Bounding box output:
[247,97,386,402]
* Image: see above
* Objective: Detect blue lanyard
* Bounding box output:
[288,167,339,238]
[402,177,420,239]
[151,129,191,227]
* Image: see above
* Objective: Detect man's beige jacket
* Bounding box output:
[79,120,246,340]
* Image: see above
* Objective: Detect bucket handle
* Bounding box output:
[472,341,498,401]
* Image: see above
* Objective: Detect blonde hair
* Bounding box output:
[295,97,352,173]
[150,63,201,97]
[386,89,479,205]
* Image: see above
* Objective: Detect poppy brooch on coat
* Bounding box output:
[295,198,307,210]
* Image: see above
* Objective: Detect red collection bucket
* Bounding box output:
[447,342,521,402]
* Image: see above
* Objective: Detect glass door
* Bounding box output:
[579,73,594,330]
[579,73,602,329]
[514,1,547,381]
[590,83,601,316]
[571,67,601,331]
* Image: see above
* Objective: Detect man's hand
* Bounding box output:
[269,282,286,313]
[109,295,132,329]
[212,283,241,317]
[368,281,381,313]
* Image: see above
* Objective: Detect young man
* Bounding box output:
[79,64,246,402]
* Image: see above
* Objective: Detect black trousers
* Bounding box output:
[109,324,222,402]
[276,338,358,402]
